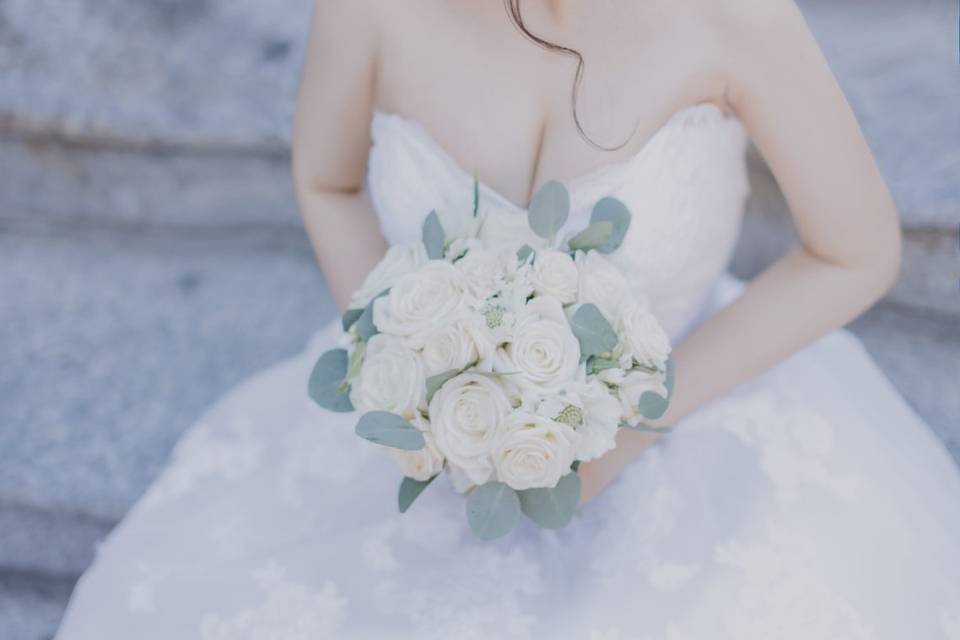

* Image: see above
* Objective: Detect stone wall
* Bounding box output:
[1,1,957,637]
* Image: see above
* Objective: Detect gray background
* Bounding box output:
[1,0,957,637]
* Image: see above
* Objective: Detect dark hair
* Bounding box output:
[503,0,632,151]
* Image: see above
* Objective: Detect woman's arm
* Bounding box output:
[581,0,901,502]
[292,0,388,310]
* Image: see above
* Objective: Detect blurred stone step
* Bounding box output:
[736,156,960,317]
[0,572,73,640]
[0,229,335,576]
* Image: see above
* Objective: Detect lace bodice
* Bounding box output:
[367,103,750,338]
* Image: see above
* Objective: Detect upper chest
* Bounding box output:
[372,0,727,208]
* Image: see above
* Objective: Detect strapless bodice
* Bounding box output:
[366,103,750,338]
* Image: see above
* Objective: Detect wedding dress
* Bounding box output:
[55,104,960,639]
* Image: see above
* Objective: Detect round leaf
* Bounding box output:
[568,221,614,252]
[355,411,426,450]
[398,474,437,513]
[307,349,354,413]
[637,391,669,420]
[570,304,617,359]
[466,482,521,540]
[341,307,364,332]
[527,181,570,240]
[665,356,676,398]
[590,197,631,253]
[426,369,460,404]
[518,472,581,529]
[422,210,446,260]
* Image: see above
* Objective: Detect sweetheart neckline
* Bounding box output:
[371,102,741,212]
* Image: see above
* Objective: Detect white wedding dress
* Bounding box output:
[56,104,960,639]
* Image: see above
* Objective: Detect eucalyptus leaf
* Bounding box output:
[518,472,581,529]
[570,304,618,359]
[665,356,676,398]
[355,289,389,342]
[426,369,460,404]
[587,356,619,376]
[355,411,426,450]
[567,221,614,252]
[637,391,669,420]
[473,173,480,218]
[341,307,364,332]
[527,181,570,240]
[422,210,446,260]
[466,481,521,540]
[398,474,437,513]
[571,460,581,472]
[590,197,631,253]
[517,244,535,263]
[307,349,354,413]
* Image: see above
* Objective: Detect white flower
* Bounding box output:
[455,249,506,297]
[372,262,472,345]
[477,207,549,253]
[348,243,427,310]
[538,380,622,461]
[498,296,581,396]
[618,369,668,426]
[529,250,579,304]
[493,413,579,490]
[350,334,425,420]
[617,302,672,368]
[575,250,632,322]
[420,316,495,376]
[428,373,512,485]
[388,431,445,482]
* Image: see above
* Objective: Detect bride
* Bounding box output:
[56,1,960,638]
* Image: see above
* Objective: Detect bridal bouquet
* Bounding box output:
[309,181,674,539]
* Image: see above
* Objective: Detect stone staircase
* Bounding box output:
[0,0,956,637]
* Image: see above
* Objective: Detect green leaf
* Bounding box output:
[587,356,619,376]
[345,341,366,381]
[567,221,614,252]
[590,197,631,253]
[665,356,676,398]
[307,349,355,413]
[422,210,446,260]
[354,289,389,342]
[341,307,364,332]
[466,482,521,540]
[637,391,669,420]
[355,411,426,450]
[426,369,460,404]
[516,244,535,263]
[473,172,480,218]
[570,304,617,359]
[571,460,581,472]
[398,474,437,513]
[527,181,570,240]
[518,472,581,529]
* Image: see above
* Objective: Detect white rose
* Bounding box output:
[428,373,512,485]
[388,431,445,482]
[498,296,581,395]
[617,302,672,368]
[529,250,579,304]
[421,316,495,376]
[350,334,425,419]
[456,249,506,297]
[575,250,632,321]
[493,412,579,490]
[618,370,668,426]
[538,380,622,461]
[477,207,549,253]
[348,243,427,310]
[372,262,472,345]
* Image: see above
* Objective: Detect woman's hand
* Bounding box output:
[578,429,662,505]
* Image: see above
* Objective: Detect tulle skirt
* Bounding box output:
[55,278,960,640]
